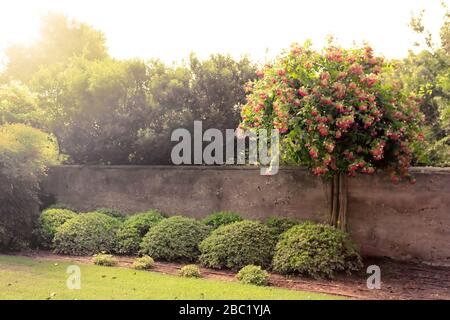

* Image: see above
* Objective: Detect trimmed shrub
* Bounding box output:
[37,208,77,248]
[179,265,201,278]
[272,222,363,278]
[202,211,243,229]
[266,217,300,238]
[140,216,211,262]
[116,210,164,255]
[236,265,269,286]
[95,208,124,220]
[132,255,154,270]
[199,220,276,270]
[53,212,121,255]
[93,253,118,266]
[46,203,78,212]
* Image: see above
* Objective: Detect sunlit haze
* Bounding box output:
[0,0,448,64]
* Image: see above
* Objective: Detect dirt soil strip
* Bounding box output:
[12,252,450,300]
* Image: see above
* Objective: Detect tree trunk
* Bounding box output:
[329,174,339,227]
[329,173,348,231]
[337,172,347,231]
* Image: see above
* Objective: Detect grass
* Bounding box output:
[0,255,342,300]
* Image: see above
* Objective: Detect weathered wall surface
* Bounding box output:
[347,167,450,266]
[40,166,331,222]
[41,165,450,266]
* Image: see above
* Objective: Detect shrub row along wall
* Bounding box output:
[41,165,450,266]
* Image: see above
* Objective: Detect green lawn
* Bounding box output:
[0,255,341,300]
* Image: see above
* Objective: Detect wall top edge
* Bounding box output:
[48,165,450,174]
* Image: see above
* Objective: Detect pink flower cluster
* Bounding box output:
[239,42,424,182]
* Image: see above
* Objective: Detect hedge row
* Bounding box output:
[36,208,362,278]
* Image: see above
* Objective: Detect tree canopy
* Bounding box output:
[390,4,449,166]
[239,41,424,182]
[3,13,108,83]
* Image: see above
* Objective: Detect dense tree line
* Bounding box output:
[389,5,449,166]
[0,14,256,164]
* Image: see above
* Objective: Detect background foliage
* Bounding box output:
[0,12,447,168]
[390,5,450,166]
[0,124,60,250]
[0,14,256,165]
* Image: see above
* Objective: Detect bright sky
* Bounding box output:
[0,0,447,64]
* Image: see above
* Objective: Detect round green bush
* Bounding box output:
[116,210,165,255]
[179,264,201,278]
[199,220,277,270]
[37,208,78,248]
[132,255,154,270]
[266,216,300,238]
[202,211,243,229]
[140,216,211,262]
[272,222,363,278]
[95,208,124,220]
[92,253,118,266]
[236,265,269,286]
[53,212,121,256]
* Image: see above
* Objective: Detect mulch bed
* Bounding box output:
[14,251,450,300]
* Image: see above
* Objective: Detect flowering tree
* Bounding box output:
[239,41,424,229]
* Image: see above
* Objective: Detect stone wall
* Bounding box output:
[41,165,450,266]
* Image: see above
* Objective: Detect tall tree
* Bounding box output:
[0,81,44,127]
[240,41,423,229]
[3,13,108,83]
[30,57,152,164]
[132,59,194,164]
[391,3,449,165]
[189,54,256,129]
